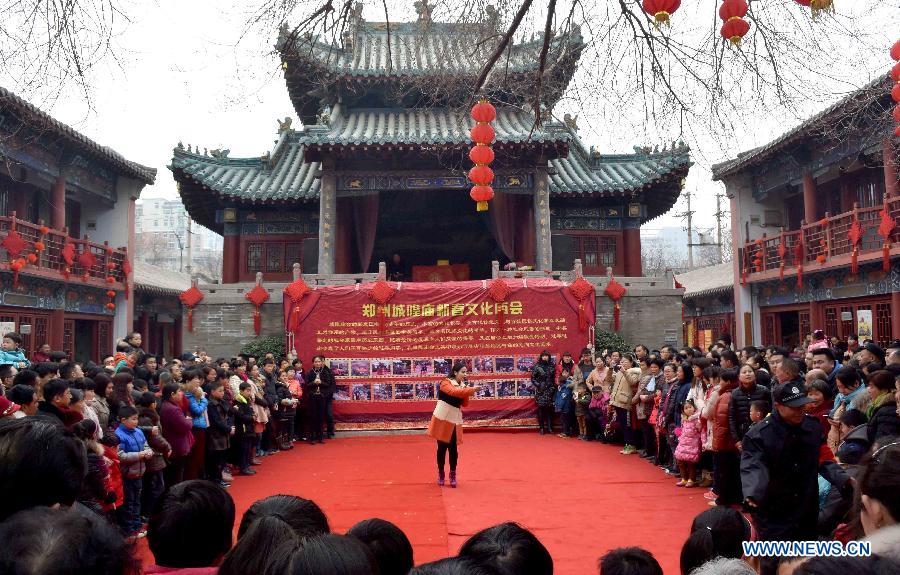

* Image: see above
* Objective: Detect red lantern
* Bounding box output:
[34,241,45,252]
[720,18,750,45]
[470,123,495,145]
[369,280,397,333]
[470,185,494,212]
[470,101,497,123]
[642,0,681,25]
[25,253,37,264]
[106,290,116,298]
[892,83,900,104]
[106,302,116,310]
[894,105,900,123]
[468,165,494,186]
[892,39,900,61]
[106,275,115,284]
[469,145,495,165]
[892,62,900,82]
[487,278,511,334]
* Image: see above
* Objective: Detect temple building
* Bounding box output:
[714,77,899,349]
[171,3,690,284]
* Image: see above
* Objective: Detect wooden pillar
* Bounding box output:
[49,309,65,351]
[891,291,900,343]
[533,165,552,271]
[174,313,183,357]
[51,175,66,230]
[140,311,150,345]
[334,197,353,274]
[222,234,240,283]
[318,158,336,275]
[623,228,642,276]
[884,138,898,198]
[802,172,817,224]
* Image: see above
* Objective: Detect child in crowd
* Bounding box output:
[0,332,30,369]
[276,369,298,450]
[206,381,234,487]
[749,399,770,425]
[587,385,610,441]
[234,382,258,476]
[113,344,137,373]
[115,406,154,537]
[555,372,576,438]
[574,382,591,440]
[136,392,170,521]
[674,399,701,487]
[72,419,112,515]
[99,432,124,517]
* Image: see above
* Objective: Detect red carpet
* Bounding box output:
[141,432,709,574]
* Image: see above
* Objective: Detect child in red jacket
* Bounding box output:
[99,432,124,514]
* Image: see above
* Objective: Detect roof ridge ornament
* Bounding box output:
[277,117,293,134]
[414,0,433,24]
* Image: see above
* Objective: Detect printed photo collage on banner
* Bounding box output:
[328,355,541,402]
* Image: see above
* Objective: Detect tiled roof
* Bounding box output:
[279,20,581,79]
[676,262,734,299]
[551,144,692,196]
[712,75,891,180]
[0,86,157,185]
[133,261,191,296]
[303,104,571,148]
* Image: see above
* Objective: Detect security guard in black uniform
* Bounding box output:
[740,368,853,575]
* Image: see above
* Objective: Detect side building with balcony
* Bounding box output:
[0,87,156,362]
[713,77,898,350]
[676,262,735,350]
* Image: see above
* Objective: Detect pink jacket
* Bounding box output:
[674,413,702,463]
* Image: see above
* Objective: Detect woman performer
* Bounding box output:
[427,362,479,488]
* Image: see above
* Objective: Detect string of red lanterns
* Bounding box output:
[641,0,681,26]
[468,99,496,212]
[892,39,900,138]
[719,0,750,45]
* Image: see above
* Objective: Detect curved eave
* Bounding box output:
[134,284,184,298]
[303,139,570,161]
[683,285,734,300]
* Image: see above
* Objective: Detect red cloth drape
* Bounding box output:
[352,193,379,273]
[486,192,535,267]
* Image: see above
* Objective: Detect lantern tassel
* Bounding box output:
[292,304,302,333]
[254,310,261,335]
[497,308,506,335]
[613,303,621,331]
[883,242,891,273]
[779,263,785,280]
[476,201,488,212]
[797,265,803,290]
[187,308,194,332]
[851,248,859,275]
[578,303,588,332]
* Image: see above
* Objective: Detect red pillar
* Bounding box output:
[802,172,817,224]
[891,291,900,343]
[623,228,642,276]
[222,235,240,283]
[884,138,898,198]
[49,309,65,351]
[51,175,66,230]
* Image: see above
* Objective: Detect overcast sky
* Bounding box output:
[4,0,897,236]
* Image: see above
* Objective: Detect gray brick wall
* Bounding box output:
[183,300,286,359]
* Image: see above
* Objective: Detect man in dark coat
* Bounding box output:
[531,351,555,435]
[205,381,232,487]
[741,380,852,575]
[729,370,769,450]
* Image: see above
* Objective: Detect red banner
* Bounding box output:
[285,279,594,430]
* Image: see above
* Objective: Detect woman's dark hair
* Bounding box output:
[598,547,662,575]
[109,372,134,408]
[162,383,181,401]
[136,391,157,408]
[679,507,751,575]
[237,494,330,540]
[458,522,552,575]
[677,363,694,384]
[701,366,721,382]
[149,480,235,569]
[68,388,84,406]
[72,418,98,442]
[866,370,895,392]
[8,384,35,406]
[538,349,552,363]
[840,408,867,428]
[748,354,771,373]
[691,358,712,372]
[450,362,468,379]
[410,557,495,575]
[347,518,414,575]
[835,366,862,389]
[219,515,301,575]
[92,372,112,398]
[719,369,739,384]
[0,506,140,575]
[266,534,378,575]
[0,418,87,521]
[856,442,900,529]
[808,379,832,399]
[77,377,96,392]
[793,555,900,575]
[230,358,247,370]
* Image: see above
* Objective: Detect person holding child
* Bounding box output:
[0,332,30,370]
[674,399,702,487]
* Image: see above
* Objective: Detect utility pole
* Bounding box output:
[715,193,726,264]
[676,191,695,268]
[185,217,194,275]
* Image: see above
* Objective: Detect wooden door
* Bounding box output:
[63,319,75,360]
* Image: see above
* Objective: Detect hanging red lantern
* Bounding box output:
[642,0,681,25]
[106,290,116,298]
[470,185,495,212]
[891,39,900,61]
[33,241,45,252]
[25,253,37,264]
[470,101,497,123]
[468,165,494,186]
[719,0,750,45]
[794,0,834,18]
[245,275,270,337]
[106,302,116,311]
[892,83,900,103]
[470,123,495,145]
[878,207,896,272]
[469,145,495,165]
[121,258,131,300]
[848,218,862,275]
[604,277,627,331]
[179,281,204,332]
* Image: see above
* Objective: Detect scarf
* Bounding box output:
[867,391,892,420]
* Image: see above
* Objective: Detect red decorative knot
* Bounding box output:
[848,219,862,246]
[569,276,595,302]
[179,285,204,308]
[1,229,26,257]
[122,259,132,276]
[487,278,511,303]
[283,277,311,304]
[245,284,270,307]
[603,278,626,302]
[61,243,76,265]
[642,0,681,25]
[370,280,397,305]
[77,250,97,270]
[878,209,896,240]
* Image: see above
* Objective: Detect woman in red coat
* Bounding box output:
[427,362,479,488]
[711,369,741,506]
